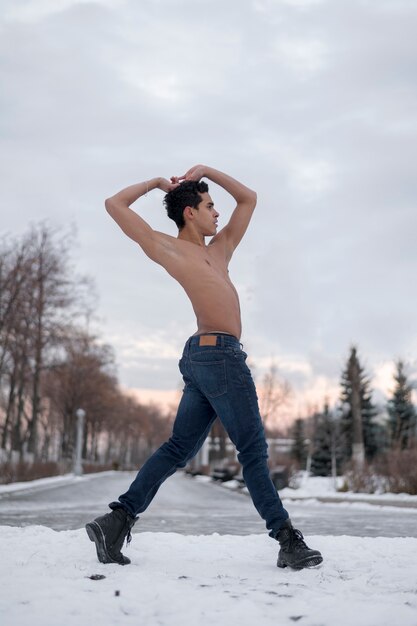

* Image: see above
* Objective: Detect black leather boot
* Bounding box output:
[86,507,137,565]
[276,520,323,570]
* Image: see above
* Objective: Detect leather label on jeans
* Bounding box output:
[199,335,217,346]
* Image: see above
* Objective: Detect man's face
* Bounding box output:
[195,192,219,236]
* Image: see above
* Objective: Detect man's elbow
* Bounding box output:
[105,197,116,215]
[249,190,257,208]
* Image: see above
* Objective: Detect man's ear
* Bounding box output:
[183,206,195,221]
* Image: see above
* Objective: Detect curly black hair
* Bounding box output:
[163,180,209,230]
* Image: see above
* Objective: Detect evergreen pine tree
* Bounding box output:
[311,403,334,477]
[290,418,307,467]
[387,360,416,448]
[361,382,379,459]
[340,346,378,463]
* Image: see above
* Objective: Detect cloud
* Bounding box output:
[1,0,416,414]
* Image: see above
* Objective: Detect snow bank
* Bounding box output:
[280,474,417,505]
[0,471,117,495]
[1,527,416,626]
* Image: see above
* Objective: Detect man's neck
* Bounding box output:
[177,226,206,247]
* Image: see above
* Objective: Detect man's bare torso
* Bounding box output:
[158,235,242,340]
[104,167,257,341]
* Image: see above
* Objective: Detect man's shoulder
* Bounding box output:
[153,230,181,251]
[208,229,234,262]
[151,231,195,265]
[155,233,200,254]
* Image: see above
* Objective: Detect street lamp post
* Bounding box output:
[73,408,86,476]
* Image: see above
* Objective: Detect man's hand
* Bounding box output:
[175,166,257,257]
[172,164,206,184]
[158,177,180,193]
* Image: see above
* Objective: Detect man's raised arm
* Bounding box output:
[104,177,178,261]
[179,165,257,253]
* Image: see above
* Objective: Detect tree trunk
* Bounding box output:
[350,360,365,468]
[1,370,16,450]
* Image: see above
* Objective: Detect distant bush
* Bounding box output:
[340,445,417,495]
[375,446,417,495]
[0,461,63,484]
[341,461,382,494]
[82,462,115,474]
[0,461,116,484]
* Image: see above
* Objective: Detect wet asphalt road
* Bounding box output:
[1,471,416,538]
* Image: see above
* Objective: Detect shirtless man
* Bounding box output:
[85,165,323,570]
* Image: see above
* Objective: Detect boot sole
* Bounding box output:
[85,521,112,563]
[277,555,323,570]
[85,521,130,565]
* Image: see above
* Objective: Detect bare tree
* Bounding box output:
[1,223,175,474]
[0,236,34,454]
[25,225,77,456]
[259,362,291,433]
[0,223,90,459]
[0,236,32,392]
[43,328,116,461]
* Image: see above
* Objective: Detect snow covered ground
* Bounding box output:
[1,472,417,625]
[1,526,417,626]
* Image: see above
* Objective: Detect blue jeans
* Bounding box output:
[112,333,289,537]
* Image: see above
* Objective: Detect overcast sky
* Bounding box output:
[1,0,416,419]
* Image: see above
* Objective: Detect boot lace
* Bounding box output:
[290,528,308,551]
[125,516,136,546]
